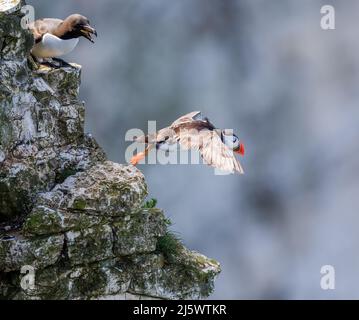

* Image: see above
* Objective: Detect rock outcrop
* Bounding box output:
[0,3,220,300]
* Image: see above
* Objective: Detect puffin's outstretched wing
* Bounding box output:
[176,128,244,174]
[171,111,202,127]
[200,130,244,174]
[134,111,203,145]
[29,18,63,43]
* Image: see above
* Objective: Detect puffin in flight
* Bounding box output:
[29,14,97,65]
[131,111,245,174]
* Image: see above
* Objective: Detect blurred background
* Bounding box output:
[28,0,359,299]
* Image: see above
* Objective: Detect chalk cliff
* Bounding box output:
[0,2,220,300]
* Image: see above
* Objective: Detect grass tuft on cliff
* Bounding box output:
[143,198,157,209]
[156,231,183,263]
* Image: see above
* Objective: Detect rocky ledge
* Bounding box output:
[0,3,220,300]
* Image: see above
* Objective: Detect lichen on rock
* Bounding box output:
[0,2,220,300]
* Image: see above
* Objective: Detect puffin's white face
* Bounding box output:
[222,130,239,148]
[222,133,240,149]
[222,130,245,155]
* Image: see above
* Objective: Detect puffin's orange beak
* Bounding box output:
[235,143,245,156]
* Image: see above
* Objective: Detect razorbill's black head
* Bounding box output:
[59,14,97,43]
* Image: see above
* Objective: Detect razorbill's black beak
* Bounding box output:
[80,24,97,43]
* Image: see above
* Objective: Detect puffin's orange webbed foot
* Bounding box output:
[130,152,146,166]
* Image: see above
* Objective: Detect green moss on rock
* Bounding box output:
[66,225,114,265]
[112,208,167,256]
[0,234,64,272]
[72,198,87,211]
[129,249,221,300]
